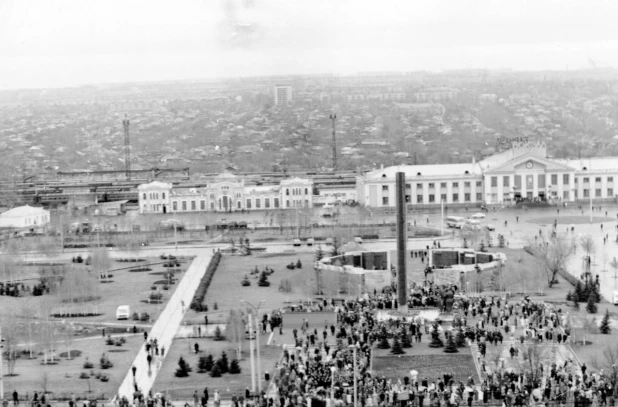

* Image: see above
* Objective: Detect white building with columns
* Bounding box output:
[356,144,618,207]
[138,174,313,214]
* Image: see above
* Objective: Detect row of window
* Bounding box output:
[580,177,614,183]
[286,188,309,196]
[382,193,483,205]
[144,192,166,200]
[382,181,482,192]
[489,175,616,188]
[580,189,614,198]
[169,197,283,211]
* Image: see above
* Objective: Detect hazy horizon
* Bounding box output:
[1,0,617,90]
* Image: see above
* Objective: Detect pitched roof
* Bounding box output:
[0,205,48,218]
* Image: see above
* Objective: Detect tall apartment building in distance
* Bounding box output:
[274,85,292,106]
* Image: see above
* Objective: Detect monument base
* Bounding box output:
[397,304,409,314]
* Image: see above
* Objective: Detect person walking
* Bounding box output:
[214,390,220,407]
[12,391,19,406]
[132,365,137,377]
[147,354,152,369]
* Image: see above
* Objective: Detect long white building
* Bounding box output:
[357,143,618,207]
[138,174,313,214]
[138,144,618,214]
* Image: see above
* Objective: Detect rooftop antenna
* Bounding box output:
[123,114,131,180]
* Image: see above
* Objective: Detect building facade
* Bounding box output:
[357,145,618,207]
[138,175,313,214]
[274,85,292,106]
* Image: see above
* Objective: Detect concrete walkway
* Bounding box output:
[117,251,213,399]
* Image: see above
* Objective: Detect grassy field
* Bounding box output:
[3,333,143,401]
[373,353,479,384]
[155,251,320,398]
[183,251,319,325]
[152,337,282,399]
[12,256,188,326]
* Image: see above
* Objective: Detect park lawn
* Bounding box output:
[183,251,318,326]
[372,352,479,384]
[152,337,283,400]
[3,333,143,401]
[52,257,188,325]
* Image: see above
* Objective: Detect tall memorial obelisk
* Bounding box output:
[395,172,408,312]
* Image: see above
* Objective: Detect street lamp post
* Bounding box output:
[330,366,337,406]
[0,327,4,400]
[349,344,358,407]
[247,312,256,393]
[242,300,266,393]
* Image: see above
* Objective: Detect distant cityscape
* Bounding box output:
[2,68,618,210]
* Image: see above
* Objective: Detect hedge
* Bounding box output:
[189,252,222,312]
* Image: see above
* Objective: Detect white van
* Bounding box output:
[613,291,618,305]
[445,216,466,228]
[464,219,482,230]
[116,305,131,320]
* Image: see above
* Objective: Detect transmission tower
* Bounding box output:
[123,114,131,180]
[329,113,337,171]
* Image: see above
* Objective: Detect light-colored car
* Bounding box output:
[116,305,131,320]
[354,236,363,244]
[471,213,486,219]
[485,224,496,231]
[306,238,315,246]
[292,239,302,247]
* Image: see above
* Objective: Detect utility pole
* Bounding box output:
[0,327,4,401]
[329,113,337,171]
[123,114,131,180]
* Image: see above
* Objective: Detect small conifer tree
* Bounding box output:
[390,337,405,355]
[600,309,611,334]
[400,331,413,348]
[258,271,271,287]
[444,333,459,353]
[455,330,467,348]
[209,364,222,377]
[377,335,390,349]
[428,325,444,348]
[213,326,225,341]
[229,359,241,374]
[574,281,584,302]
[586,295,598,314]
[175,356,192,377]
[217,351,229,373]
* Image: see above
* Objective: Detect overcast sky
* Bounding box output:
[0,0,617,90]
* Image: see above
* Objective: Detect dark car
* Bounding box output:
[238,221,248,229]
[228,221,238,229]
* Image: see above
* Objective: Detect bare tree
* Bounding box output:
[528,235,575,288]
[1,314,21,375]
[90,247,112,282]
[516,343,551,384]
[590,345,618,389]
[580,235,596,260]
[20,303,39,359]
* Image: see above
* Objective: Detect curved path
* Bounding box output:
[117,251,213,399]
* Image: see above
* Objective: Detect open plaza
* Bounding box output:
[1,201,618,407]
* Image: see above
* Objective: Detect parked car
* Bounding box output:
[485,224,496,231]
[228,221,238,229]
[159,219,185,231]
[306,238,315,246]
[116,305,130,320]
[238,221,248,229]
[293,239,302,247]
[325,237,334,245]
